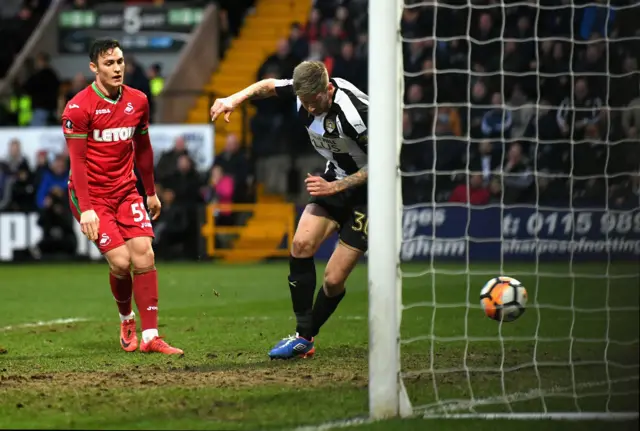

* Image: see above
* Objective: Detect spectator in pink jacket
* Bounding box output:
[204,165,235,225]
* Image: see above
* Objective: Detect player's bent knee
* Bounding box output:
[109,258,131,275]
[323,268,347,296]
[291,204,337,258]
[126,237,155,271]
[105,246,132,275]
[291,236,318,258]
[322,242,362,296]
[131,247,155,271]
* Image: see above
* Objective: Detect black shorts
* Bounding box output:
[308,175,368,252]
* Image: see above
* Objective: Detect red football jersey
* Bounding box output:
[62,83,150,199]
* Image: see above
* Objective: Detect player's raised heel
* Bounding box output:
[140,336,183,355]
[268,334,315,360]
[120,319,138,352]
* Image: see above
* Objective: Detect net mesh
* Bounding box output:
[398,0,640,418]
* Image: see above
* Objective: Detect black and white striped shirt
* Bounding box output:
[274,77,368,180]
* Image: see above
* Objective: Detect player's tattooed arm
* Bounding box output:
[214,80,276,120]
[230,79,277,105]
[212,79,285,122]
[240,79,278,100]
[334,166,368,192]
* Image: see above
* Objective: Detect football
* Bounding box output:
[480,277,528,322]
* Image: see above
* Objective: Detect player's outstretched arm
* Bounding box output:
[210,78,280,122]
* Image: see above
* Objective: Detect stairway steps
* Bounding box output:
[185,0,312,262]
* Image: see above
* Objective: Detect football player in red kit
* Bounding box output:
[62,39,183,355]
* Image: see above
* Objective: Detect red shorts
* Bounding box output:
[69,188,155,254]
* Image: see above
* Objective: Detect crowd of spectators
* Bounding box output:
[250,0,639,209]
[0,0,256,127]
[150,132,254,258]
[0,0,257,259]
[0,0,50,79]
[251,0,368,159]
[0,52,162,128]
[0,131,252,259]
[399,0,640,208]
[0,0,60,126]
[0,0,639,259]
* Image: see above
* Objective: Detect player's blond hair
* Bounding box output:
[292,61,329,97]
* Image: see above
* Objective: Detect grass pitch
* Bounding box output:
[0,261,637,430]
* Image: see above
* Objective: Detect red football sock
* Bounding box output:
[133,268,159,331]
[109,272,133,316]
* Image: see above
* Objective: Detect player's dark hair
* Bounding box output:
[89,39,121,64]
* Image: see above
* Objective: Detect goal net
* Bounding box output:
[367,0,640,421]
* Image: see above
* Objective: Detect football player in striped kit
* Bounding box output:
[211,61,369,359]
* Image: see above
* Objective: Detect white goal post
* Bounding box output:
[367,0,410,420]
[367,0,640,422]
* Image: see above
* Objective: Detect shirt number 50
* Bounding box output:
[131,203,150,223]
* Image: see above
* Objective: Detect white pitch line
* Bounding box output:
[0,317,89,332]
[292,377,640,431]
[292,417,372,431]
[0,315,362,332]
[422,412,640,420]
[418,376,640,414]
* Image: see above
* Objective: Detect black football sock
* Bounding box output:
[288,255,316,340]
[311,286,346,337]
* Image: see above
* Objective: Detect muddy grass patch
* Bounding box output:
[0,363,368,393]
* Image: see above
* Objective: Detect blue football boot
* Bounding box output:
[268,333,315,359]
